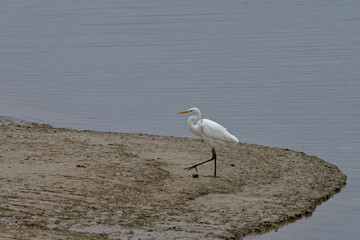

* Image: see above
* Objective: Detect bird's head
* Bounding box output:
[177,107,199,114]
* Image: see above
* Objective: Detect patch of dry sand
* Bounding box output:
[0,117,346,239]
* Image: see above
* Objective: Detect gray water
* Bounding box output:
[1,1,359,239]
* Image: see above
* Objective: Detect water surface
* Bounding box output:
[0,1,359,239]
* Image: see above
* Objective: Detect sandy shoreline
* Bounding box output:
[0,117,346,239]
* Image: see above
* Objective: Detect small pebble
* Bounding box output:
[192,173,199,178]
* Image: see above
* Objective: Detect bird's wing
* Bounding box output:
[199,119,238,143]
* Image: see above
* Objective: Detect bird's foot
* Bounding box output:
[184,165,198,172]
[204,175,220,178]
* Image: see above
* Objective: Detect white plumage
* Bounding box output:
[178,107,238,176]
[198,119,239,146]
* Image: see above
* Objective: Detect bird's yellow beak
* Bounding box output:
[177,110,190,114]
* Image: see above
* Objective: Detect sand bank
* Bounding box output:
[0,117,346,239]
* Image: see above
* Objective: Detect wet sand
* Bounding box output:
[0,117,346,239]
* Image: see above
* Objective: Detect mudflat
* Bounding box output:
[0,117,346,239]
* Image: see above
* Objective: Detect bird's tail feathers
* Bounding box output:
[229,134,239,144]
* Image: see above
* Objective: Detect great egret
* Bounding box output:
[177,107,239,177]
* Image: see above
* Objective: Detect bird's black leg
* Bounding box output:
[185,147,217,176]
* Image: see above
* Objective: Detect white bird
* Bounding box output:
[177,107,239,177]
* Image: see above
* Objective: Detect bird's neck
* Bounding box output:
[187,114,201,137]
